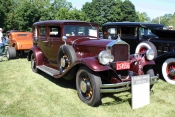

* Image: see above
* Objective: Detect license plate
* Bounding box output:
[116,61,130,70]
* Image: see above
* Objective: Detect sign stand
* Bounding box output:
[131,74,150,109]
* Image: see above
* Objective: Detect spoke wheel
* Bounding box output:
[162,58,175,84]
[31,53,38,73]
[60,53,71,72]
[58,45,77,74]
[76,67,102,107]
[139,47,147,53]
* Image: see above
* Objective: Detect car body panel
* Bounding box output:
[28,20,158,96]
[8,32,33,50]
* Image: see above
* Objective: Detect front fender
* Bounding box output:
[79,57,112,71]
[27,46,45,66]
[154,51,175,63]
[130,56,155,74]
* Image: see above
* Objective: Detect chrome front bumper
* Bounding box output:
[100,74,159,93]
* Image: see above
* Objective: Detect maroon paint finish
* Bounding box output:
[30,46,45,66]
[78,57,112,71]
[28,20,157,80]
[130,54,155,74]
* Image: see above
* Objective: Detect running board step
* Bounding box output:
[37,65,61,78]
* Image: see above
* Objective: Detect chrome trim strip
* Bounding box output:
[100,75,158,93]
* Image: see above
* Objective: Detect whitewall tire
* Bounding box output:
[135,41,157,58]
[162,58,175,85]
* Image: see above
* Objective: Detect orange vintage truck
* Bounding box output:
[6,31,33,59]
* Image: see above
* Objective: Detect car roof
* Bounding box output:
[33,20,99,26]
[102,22,164,27]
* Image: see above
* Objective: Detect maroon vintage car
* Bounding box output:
[27,20,158,106]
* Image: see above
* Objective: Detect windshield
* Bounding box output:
[64,25,98,37]
[139,27,162,38]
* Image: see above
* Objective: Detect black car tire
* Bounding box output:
[162,58,175,84]
[76,66,102,107]
[7,47,16,60]
[31,53,39,73]
[57,44,77,74]
[135,41,157,58]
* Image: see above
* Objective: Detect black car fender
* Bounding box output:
[154,51,175,63]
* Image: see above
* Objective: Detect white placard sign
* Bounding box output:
[131,74,150,109]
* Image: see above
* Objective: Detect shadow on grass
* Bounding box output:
[39,71,76,90]
[36,71,133,107]
[101,93,132,107]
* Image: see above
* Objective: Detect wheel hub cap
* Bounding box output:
[80,80,90,93]
[169,67,175,76]
[60,58,66,67]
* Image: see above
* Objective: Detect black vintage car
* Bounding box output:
[102,22,175,85]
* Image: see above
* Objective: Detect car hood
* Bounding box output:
[151,29,175,39]
[71,37,112,47]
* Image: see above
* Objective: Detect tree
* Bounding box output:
[0,0,16,31]
[49,0,73,19]
[167,15,175,29]
[82,0,138,29]
[136,12,151,22]
[14,1,41,31]
[121,0,138,21]
[82,0,123,29]
[152,14,173,28]
[55,8,89,21]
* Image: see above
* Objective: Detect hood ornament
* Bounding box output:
[117,34,121,40]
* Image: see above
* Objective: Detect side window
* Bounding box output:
[39,26,46,36]
[64,26,77,36]
[49,26,61,37]
[120,27,137,37]
[78,27,85,36]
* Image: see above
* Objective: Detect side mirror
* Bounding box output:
[62,36,67,45]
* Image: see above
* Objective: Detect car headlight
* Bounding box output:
[98,50,114,65]
[146,49,154,60]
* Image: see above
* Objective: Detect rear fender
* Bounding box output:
[28,46,44,66]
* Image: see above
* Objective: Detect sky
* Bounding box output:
[66,0,175,19]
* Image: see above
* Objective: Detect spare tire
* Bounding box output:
[135,41,157,58]
[7,47,16,60]
[57,44,77,74]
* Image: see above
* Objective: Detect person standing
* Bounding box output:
[0,28,3,46]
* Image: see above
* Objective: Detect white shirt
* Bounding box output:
[0,32,2,43]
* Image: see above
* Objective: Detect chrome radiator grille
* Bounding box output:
[111,44,129,62]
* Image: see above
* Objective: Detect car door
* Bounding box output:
[36,26,50,60]
[47,25,63,65]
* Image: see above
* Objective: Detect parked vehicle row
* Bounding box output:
[102,22,175,84]
[2,20,174,106]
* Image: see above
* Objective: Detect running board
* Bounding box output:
[36,65,61,78]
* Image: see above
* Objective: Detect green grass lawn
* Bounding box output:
[0,58,175,117]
